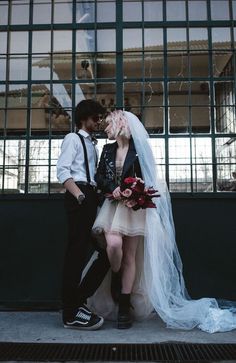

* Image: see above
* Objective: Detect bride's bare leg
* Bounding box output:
[121,236,139,294]
[105,232,123,272]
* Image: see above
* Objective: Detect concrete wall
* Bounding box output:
[0,196,235,310]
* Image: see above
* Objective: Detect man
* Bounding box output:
[57,99,110,330]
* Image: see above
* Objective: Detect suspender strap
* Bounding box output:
[77,133,91,184]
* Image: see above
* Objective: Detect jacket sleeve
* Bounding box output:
[95,146,117,194]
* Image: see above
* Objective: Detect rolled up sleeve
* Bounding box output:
[57,133,78,184]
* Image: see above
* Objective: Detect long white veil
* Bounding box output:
[124,111,236,333]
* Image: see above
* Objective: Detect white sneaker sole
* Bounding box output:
[63,317,104,331]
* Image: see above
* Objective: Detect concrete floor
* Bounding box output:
[0,311,236,344]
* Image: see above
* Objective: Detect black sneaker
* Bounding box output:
[64,308,104,330]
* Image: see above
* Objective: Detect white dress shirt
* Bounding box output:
[56,129,99,185]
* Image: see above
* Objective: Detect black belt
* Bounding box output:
[75,181,97,191]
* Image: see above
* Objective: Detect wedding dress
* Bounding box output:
[88,111,236,333]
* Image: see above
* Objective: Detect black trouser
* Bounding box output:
[62,184,110,322]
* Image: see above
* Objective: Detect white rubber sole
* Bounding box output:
[63,317,104,331]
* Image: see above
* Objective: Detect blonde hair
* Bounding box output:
[106,110,131,138]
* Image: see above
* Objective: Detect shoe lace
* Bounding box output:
[76,310,90,321]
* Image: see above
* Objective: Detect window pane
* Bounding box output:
[97,30,116,52]
[188,0,207,20]
[28,140,49,193]
[76,2,95,23]
[0,57,7,81]
[32,31,51,53]
[211,0,230,20]
[212,28,231,49]
[97,1,115,22]
[50,139,64,193]
[123,1,142,21]
[0,32,7,54]
[53,31,72,53]
[33,0,52,24]
[144,29,163,50]
[144,1,163,21]
[11,0,30,25]
[10,32,28,54]
[76,30,95,52]
[3,140,26,193]
[32,55,51,80]
[123,29,142,50]
[54,0,73,23]
[216,138,236,192]
[9,56,28,81]
[167,28,187,50]
[0,1,8,25]
[143,83,164,133]
[166,1,186,21]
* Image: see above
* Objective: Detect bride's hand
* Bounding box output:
[112,186,122,200]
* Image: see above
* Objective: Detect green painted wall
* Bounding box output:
[0,196,235,309]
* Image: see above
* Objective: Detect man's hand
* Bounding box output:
[112,186,122,200]
[64,178,85,202]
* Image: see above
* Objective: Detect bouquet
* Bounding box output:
[106,177,160,211]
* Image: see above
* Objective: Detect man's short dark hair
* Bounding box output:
[75,99,106,128]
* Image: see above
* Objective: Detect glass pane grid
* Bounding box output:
[0,1,236,195]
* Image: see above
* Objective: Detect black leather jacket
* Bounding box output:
[95,138,142,194]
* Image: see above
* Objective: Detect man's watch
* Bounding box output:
[77,193,85,204]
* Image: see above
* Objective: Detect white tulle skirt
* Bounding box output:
[92,199,146,238]
[89,199,153,321]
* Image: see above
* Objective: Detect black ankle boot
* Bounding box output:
[117,293,132,329]
[111,270,122,303]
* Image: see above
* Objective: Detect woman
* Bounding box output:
[91,110,236,333]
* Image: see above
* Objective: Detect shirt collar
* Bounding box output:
[78,129,91,139]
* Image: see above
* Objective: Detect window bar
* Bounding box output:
[48,0,54,195]
[163,1,169,188]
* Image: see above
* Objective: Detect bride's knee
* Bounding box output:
[106,235,122,252]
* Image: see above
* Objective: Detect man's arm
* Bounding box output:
[57,133,84,200]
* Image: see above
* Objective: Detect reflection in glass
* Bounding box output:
[96,83,116,129]
[190,82,210,106]
[0,1,8,25]
[33,0,51,24]
[144,1,163,21]
[3,140,26,192]
[123,53,142,78]
[76,54,94,79]
[96,53,116,78]
[54,0,72,23]
[212,28,231,49]
[32,31,51,53]
[53,31,72,53]
[216,138,236,191]
[188,0,207,20]
[169,107,189,133]
[215,80,235,133]
[166,1,186,21]
[168,82,189,106]
[97,1,115,22]
[143,82,163,132]
[144,53,163,78]
[76,1,95,23]
[124,82,142,118]
[169,138,191,191]
[0,32,7,54]
[144,29,163,50]
[123,1,142,21]
[97,30,116,52]
[10,32,28,54]
[233,1,236,20]
[191,107,210,133]
[53,54,72,80]
[189,52,209,77]
[9,56,28,81]
[0,58,6,81]
[189,28,208,49]
[123,29,142,50]
[167,28,187,50]
[211,0,230,20]
[76,30,95,53]
[32,55,51,80]
[167,52,188,77]
[11,0,29,24]
[212,52,233,77]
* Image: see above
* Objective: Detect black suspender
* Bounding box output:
[77,133,91,184]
